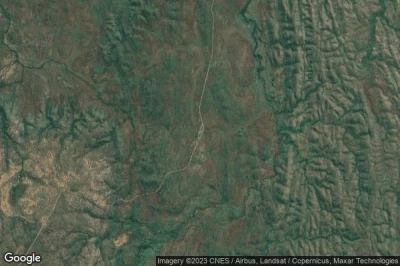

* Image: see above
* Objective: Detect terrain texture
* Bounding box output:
[0,0,400,265]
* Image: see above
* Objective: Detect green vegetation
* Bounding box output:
[0,0,399,265]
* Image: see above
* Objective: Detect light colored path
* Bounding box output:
[115,0,216,204]
[18,192,61,265]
